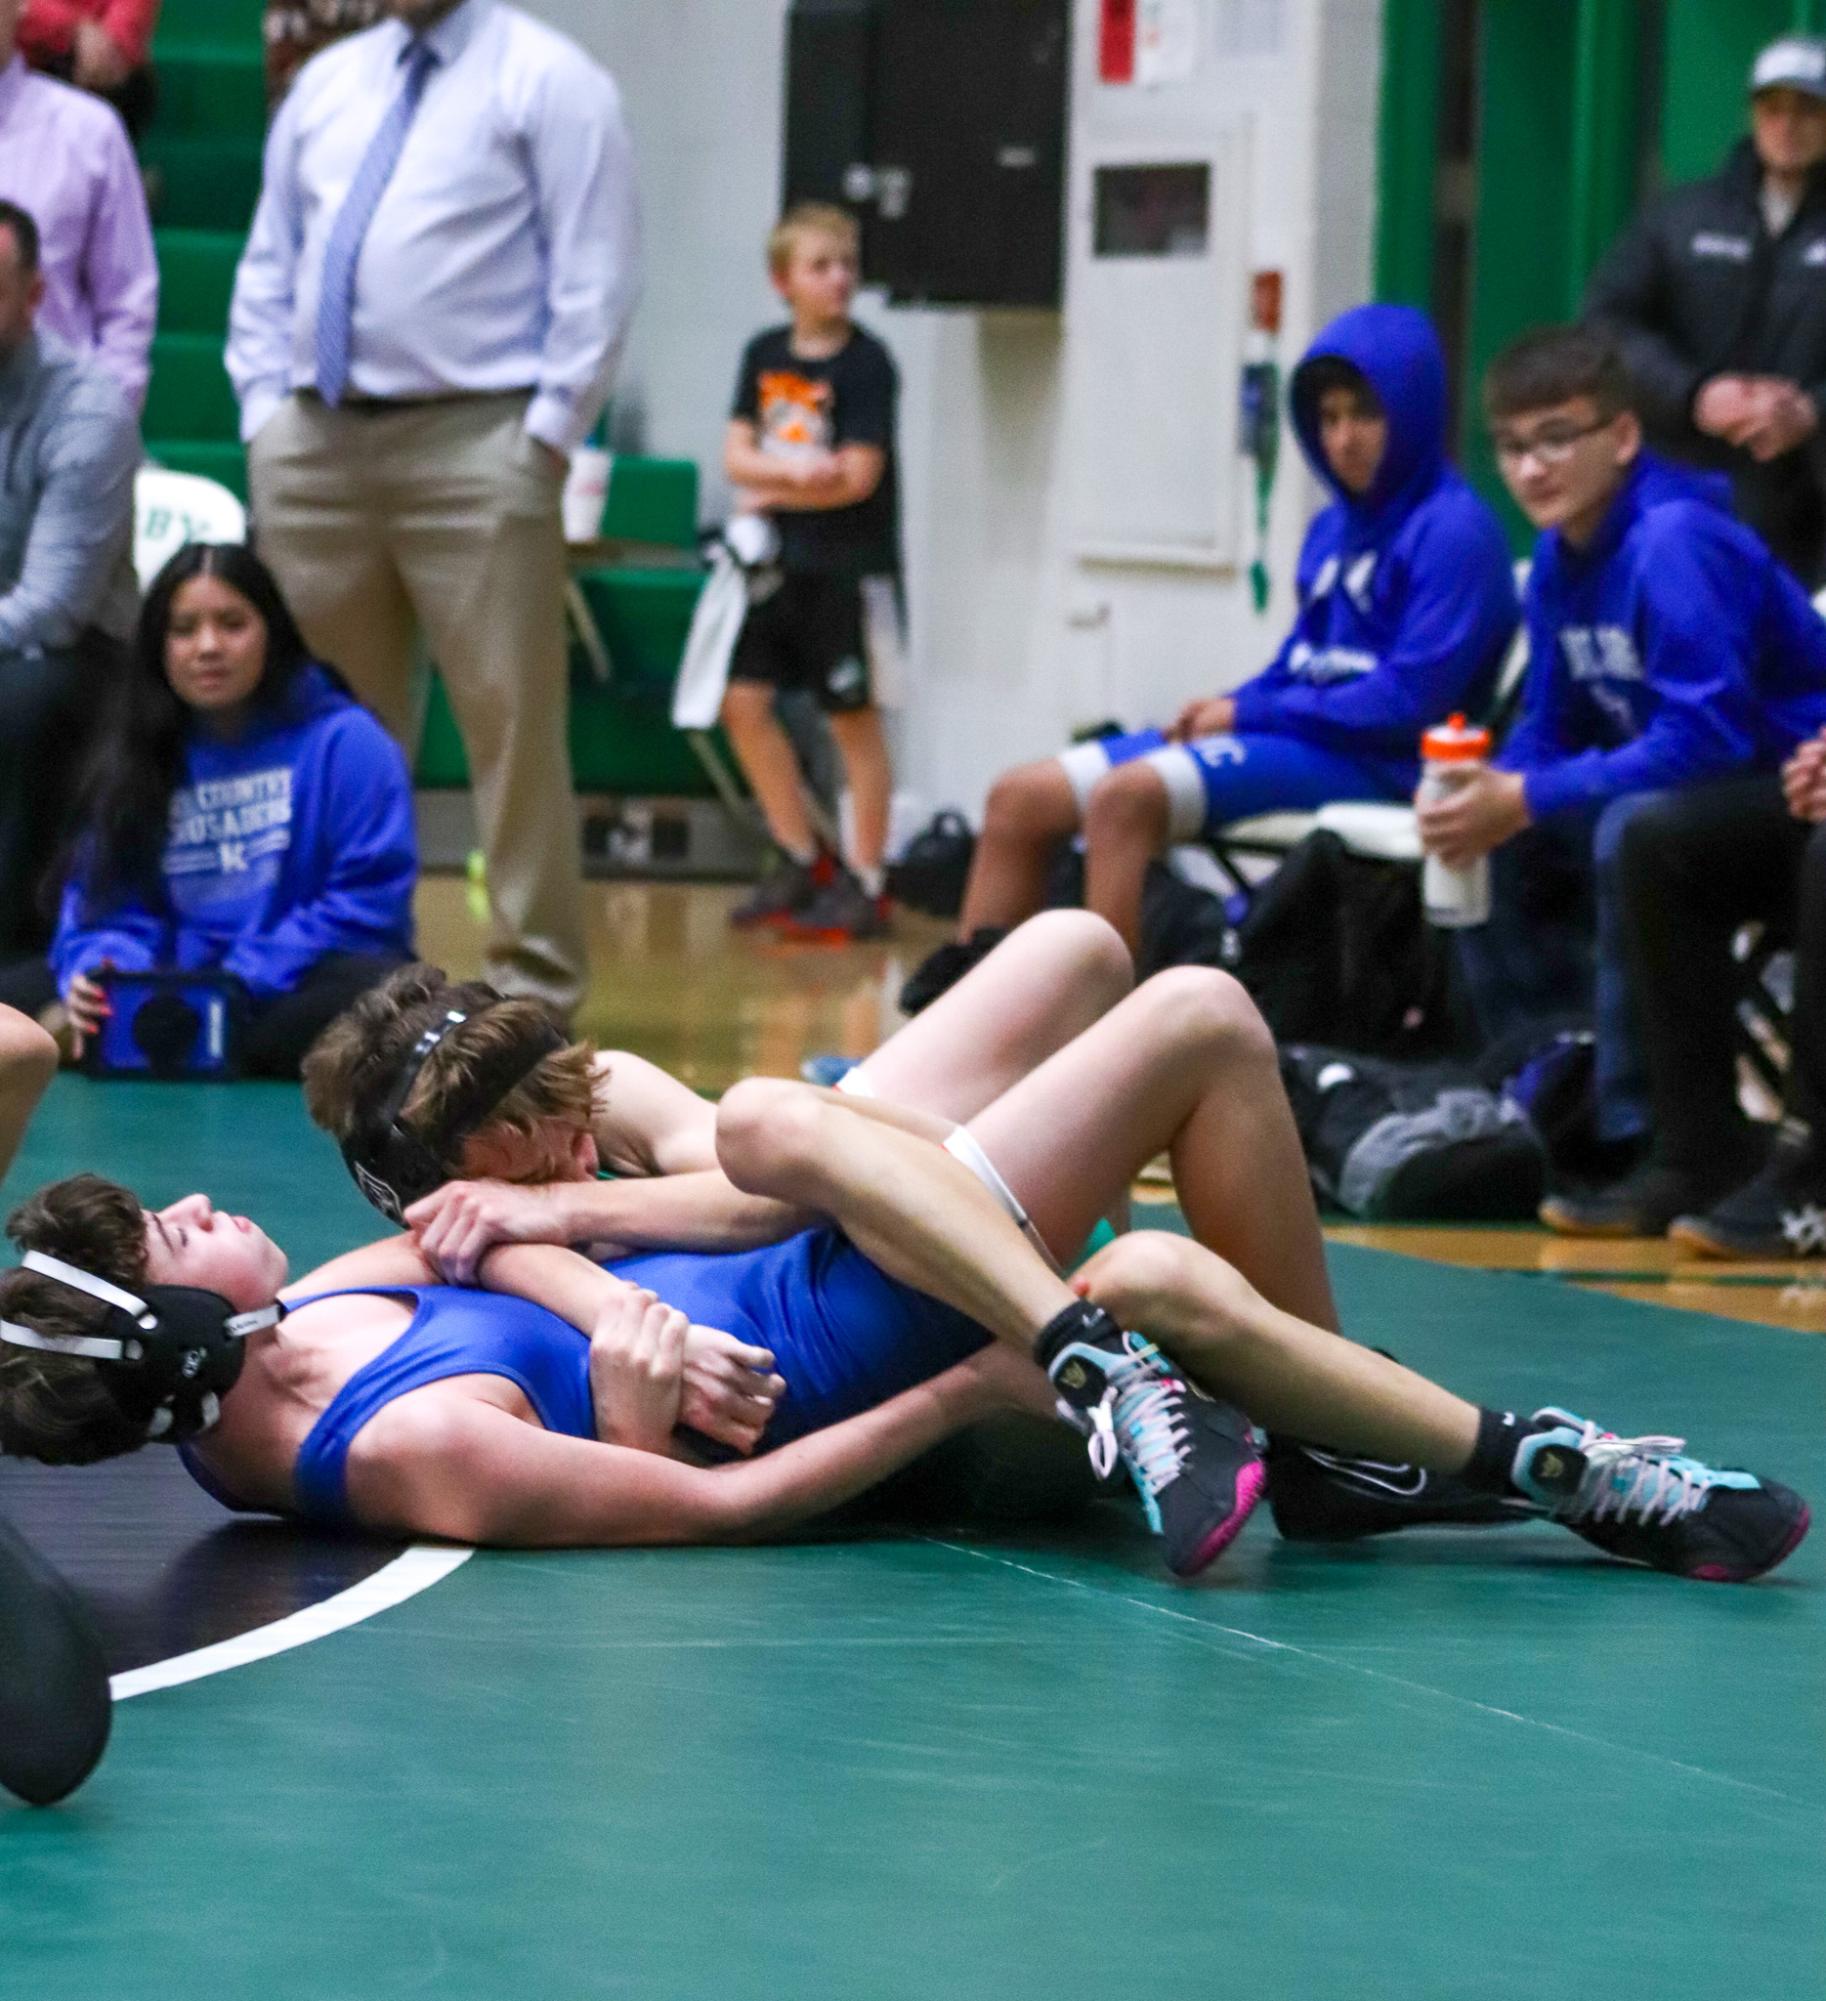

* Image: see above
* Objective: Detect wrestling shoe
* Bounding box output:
[779,870,891,943]
[729,850,834,930]
[898,927,1009,1016]
[1037,1300,1265,1578]
[1513,1408,1811,1582]
[1669,1123,1826,1260]
[1264,1434,1541,1542]
[0,1518,111,1805]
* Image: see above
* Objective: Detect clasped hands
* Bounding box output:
[405,1178,785,1456]
[1694,375,1819,463]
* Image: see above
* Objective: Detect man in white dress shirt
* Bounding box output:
[227,0,641,1015]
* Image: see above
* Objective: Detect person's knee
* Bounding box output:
[715,1076,828,1197]
[1597,789,1677,885]
[1083,764,1169,847]
[983,761,1074,842]
[1139,964,1275,1067]
[1019,909,1134,1003]
[719,683,774,734]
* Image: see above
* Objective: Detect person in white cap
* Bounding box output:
[1585,32,1826,585]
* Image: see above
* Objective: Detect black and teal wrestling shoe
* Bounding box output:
[1264,1436,1542,1542]
[1513,1409,1811,1582]
[1036,1302,1265,1579]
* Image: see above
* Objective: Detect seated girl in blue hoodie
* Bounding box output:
[4,542,417,1078]
[901,303,1518,1009]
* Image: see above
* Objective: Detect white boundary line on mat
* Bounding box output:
[110,1544,473,1701]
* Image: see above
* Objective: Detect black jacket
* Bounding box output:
[1583,139,1826,580]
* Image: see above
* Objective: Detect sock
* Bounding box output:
[1032,1297,1123,1370]
[1463,1407,1545,1495]
[852,862,885,899]
[779,837,818,869]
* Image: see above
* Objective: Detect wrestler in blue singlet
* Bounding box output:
[181,1230,987,1526]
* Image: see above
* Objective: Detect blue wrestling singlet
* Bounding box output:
[180,1232,987,1527]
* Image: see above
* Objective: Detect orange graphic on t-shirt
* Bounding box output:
[758,370,833,454]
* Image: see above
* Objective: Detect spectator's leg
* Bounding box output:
[1081,762,1173,957]
[0,649,84,955]
[1613,776,1797,1171]
[826,706,892,883]
[1589,792,1666,1144]
[237,953,412,1080]
[1454,815,1595,1048]
[721,680,822,860]
[1784,821,1826,1138]
[248,397,419,740]
[954,758,1084,937]
[385,399,586,1014]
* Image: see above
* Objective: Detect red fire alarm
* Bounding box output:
[1100,0,1136,83]
[1251,270,1284,336]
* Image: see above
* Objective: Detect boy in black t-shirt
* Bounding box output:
[722,202,903,940]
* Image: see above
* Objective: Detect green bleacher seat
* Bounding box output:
[141,136,265,232]
[155,48,267,141]
[144,330,241,443]
[155,231,244,336]
[600,457,699,549]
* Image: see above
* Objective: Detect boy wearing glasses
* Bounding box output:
[1418,325,1826,1208]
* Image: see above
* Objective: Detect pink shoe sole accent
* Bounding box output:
[1173,1456,1269,1580]
[1692,1502,1811,1583]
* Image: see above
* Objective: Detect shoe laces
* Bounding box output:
[1079,1338,1191,1500]
[1553,1418,1717,1528]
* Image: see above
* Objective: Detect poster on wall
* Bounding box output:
[1137,0,1199,85]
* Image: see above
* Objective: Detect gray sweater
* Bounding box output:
[0,330,138,655]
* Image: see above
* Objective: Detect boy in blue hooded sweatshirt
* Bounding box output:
[901,303,1518,1008]
[0,543,418,1079]
[1418,325,1826,1194]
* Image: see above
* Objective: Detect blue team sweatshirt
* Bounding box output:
[53,665,417,999]
[1498,454,1826,822]
[1228,303,1518,776]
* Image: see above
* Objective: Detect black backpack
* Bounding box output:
[1231,830,1465,1058]
[887,810,976,918]
[1280,1042,1546,1221]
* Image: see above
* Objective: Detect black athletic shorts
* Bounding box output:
[727,571,898,715]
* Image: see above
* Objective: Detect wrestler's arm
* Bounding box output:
[346,1344,1027,1547]
[289,1238,782,1452]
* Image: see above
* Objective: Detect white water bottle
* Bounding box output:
[1418,713,1493,927]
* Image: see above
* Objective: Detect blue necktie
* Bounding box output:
[314,39,438,406]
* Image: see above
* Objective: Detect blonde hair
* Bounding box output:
[767,201,860,279]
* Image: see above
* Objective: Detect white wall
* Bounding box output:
[525,0,1386,821]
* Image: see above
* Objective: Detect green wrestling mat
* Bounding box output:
[1,1078,1821,2001]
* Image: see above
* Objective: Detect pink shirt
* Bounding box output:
[0,56,155,407]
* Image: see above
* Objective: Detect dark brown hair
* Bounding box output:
[0,1176,152,1465]
[1483,325,1632,424]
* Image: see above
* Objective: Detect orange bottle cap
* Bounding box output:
[1421,713,1492,762]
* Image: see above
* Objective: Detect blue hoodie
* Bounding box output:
[1498,454,1826,822]
[1229,304,1519,777]
[53,665,417,999]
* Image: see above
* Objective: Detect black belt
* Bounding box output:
[297,388,530,415]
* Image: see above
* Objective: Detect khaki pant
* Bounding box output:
[249,391,586,1012]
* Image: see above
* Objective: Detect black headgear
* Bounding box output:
[340,1005,570,1222]
[0,1250,282,1442]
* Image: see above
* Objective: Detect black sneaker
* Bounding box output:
[1513,1408,1811,1582]
[0,1519,111,1805]
[779,869,891,943]
[1264,1435,1541,1542]
[898,927,1009,1015]
[1042,1306,1265,1578]
[1538,1161,1715,1238]
[729,851,832,930]
[1669,1123,1826,1260]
